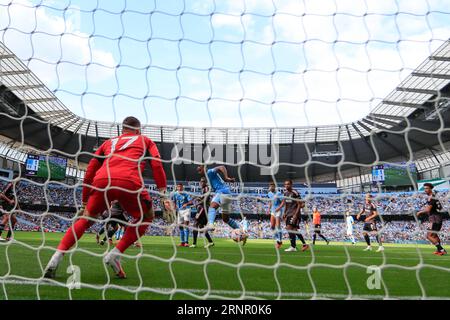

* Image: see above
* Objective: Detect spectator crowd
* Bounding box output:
[2,179,449,215]
[1,179,448,244]
[12,212,449,244]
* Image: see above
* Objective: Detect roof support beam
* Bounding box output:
[356,121,373,134]
[0,70,30,76]
[0,54,15,59]
[36,110,68,117]
[95,122,99,145]
[362,118,387,130]
[382,100,427,109]
[396,87,449,97]
[289,130,295,180]
[6,84,45,91]
[72,120,85,135]
[23,97,57,104]
[369,113,406,122]
[367,115,402,128]
[82,121,91,151]
[429,56,450,62]
[351,123,376,156]
[313,127,318,150]
[61,118,80,131]
[411,72,450,80]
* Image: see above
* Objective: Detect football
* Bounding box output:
[230,229,248,243]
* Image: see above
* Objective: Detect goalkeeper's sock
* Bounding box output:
[364,234,371,246]
[57,218,94,251]
[312,234,317,245]
[289,232,296,248]
[207,207,216,225]
[297,233,306,245]
[227,219,240,229]
[116,217,151,253]
[320,234,328,242]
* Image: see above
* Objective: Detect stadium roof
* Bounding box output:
[0,40,449,182]
[0,40,449,145]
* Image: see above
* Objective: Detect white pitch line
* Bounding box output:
[1,279,449,300]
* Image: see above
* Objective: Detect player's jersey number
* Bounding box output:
[110,136,140,153]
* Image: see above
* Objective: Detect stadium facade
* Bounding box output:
[0,40,449,192]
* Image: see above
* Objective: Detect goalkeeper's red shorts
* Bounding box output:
[85,178,153,219]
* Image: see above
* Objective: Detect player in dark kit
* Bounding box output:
[280,179,309,252]
[417,183,447,256]
[96,200,128,246]
[357,194,384,252]
[44,116,167,279]
[0,175,19,242]
[190,177,214,248]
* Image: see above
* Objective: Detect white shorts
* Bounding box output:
[212,193,231,213]
[346,228,354,236]
[177,209,191,224]
[271,210,282,218]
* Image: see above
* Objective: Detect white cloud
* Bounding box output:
[0,0,115,90]
[211,14,242,29]
[0,0,449,128]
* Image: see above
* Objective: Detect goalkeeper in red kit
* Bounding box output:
[44,116,167,279]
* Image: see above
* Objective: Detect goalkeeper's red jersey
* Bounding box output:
[82,133,167,203]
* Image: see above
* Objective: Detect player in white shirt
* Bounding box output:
[345,211,356,245]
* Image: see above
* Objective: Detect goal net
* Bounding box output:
[0,0,449,300]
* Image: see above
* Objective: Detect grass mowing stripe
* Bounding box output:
[1,232,449,300]
[2,278,449,300]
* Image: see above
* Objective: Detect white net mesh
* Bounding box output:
[0,0,449,300]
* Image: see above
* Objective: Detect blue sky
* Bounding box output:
[0,0,449,128]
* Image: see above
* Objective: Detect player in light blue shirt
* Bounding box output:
[196,165,242,233]
[170,183,192,246]
[268,182,284,248]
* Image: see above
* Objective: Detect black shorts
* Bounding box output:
[286,215,299,228]
[195,214,207,227]
[314,224,321,233]
[363,222,377,232]
[194,206,208,226]
[428,222,442,232]
[108,220,120,229]
[0,202,14,212]
[108,214,127,227]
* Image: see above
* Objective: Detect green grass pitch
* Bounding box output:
[0,232,449,300]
